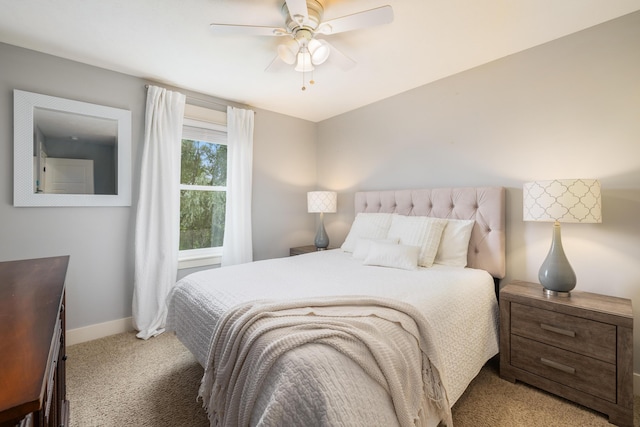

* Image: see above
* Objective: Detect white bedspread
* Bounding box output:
[166,249,499,425]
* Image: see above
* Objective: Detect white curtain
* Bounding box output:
[133,85,186,339]
[221,106,255,266]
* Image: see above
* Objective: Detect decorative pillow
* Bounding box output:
[386,215,447,268]
[352,237,400,260]
[435,219,475,267]
[362,241,419,271]
[341,213,393,253]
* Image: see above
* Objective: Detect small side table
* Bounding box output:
[290,245,334,256]
[500,280,633,426]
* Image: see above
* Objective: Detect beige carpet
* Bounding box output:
[67,331,639,426]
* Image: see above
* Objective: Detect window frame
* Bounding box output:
[178,117,228,269]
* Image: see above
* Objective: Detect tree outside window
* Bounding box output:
[179,132,227,252]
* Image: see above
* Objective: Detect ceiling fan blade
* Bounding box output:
[284,0,309,26]
[210,23,289,37]
[322,40,356,71]
[264,55,291,72]
[317,5,393,35]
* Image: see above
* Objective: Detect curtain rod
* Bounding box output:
[144,84,251,111]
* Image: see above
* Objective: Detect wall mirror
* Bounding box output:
[14,89,132,207]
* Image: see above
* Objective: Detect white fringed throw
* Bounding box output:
[199,296,452,427]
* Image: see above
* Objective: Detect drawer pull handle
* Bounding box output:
[540,357,576,375]
[540,323,575,337]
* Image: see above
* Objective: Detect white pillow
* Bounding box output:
[387,215,447,268]
[341,213,393,253]
[435,219,475,267]
[352,237,400,260]
[362,242,419,270]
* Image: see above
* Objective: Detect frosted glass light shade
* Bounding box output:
[309,39,330,65]
[277,40,298,65]
[307,191,337,213]
[523,179,601,223]
[295,51,314,72]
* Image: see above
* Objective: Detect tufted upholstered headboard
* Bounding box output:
[354,187,506,279]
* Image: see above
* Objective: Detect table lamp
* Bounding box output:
[307,191,337,250]
[523,179,601,296]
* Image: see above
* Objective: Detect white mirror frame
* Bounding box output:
[14,90,132,207]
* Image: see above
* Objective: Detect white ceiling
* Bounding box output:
[2,0,639,122]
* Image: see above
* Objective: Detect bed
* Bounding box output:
[166,186,506,427]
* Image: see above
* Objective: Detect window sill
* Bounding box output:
[178,248,222,270]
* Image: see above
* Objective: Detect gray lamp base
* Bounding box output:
[538,221,576,297]
[314,214,329,250]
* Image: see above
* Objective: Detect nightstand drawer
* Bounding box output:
[511,302,616,363]
[511,335,616,402]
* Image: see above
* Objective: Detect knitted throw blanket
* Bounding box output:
[199,296,452,427]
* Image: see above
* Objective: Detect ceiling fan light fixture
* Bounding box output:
[308,39,330,65]
[277,39,298,65]
[210,1,395,90]
[295,51,314,72]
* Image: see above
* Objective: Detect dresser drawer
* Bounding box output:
[511,335,616,402]
[511,302,616,363]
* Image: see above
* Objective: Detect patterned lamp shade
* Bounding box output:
[307,191,337,213]
[523,179,602,224]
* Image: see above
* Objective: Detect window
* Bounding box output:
[179,118,227,268]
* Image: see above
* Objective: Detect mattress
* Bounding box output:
[166,249,499,415]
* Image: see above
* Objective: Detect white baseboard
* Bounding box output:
[67,317,133,346]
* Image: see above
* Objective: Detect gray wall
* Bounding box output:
[252,108,318,260]
[317,12,640,371]
[0,42,316,330]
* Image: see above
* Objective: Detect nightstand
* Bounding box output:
[500,281,633,426]
[289,245,335,256]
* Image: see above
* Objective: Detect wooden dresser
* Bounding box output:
[0,256,70,427]
[500,281,633,426]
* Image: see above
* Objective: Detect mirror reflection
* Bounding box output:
[14,89,131,207]
[33,108,118,195]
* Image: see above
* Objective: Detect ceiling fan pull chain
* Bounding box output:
[302,47,310,91]
[302,64,306,91]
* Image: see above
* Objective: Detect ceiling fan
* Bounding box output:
[210,0,394,90]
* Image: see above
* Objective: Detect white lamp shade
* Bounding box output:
[523,179,601,223]
[295,51,315,72]
[309,39,330,65]
[307,191,337,213]
[277,39,298,65]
